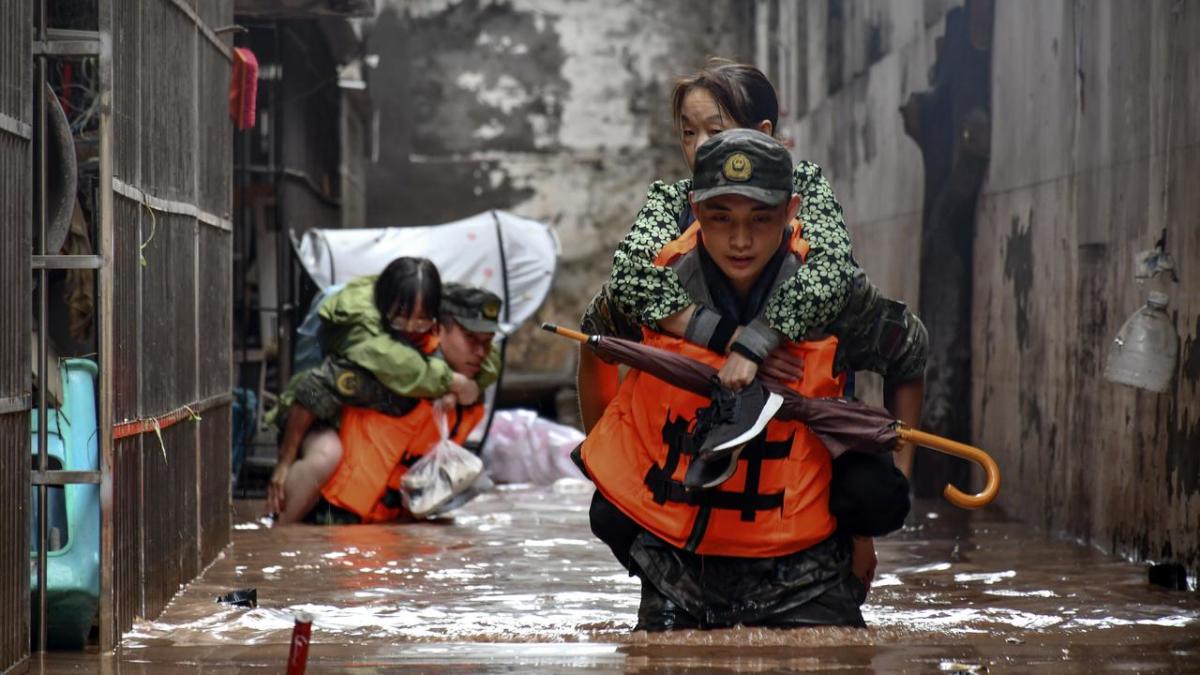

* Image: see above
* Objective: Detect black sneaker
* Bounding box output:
[683,382,783,489]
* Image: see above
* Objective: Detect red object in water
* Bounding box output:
[229,47,259,130]
[286,612,312,674]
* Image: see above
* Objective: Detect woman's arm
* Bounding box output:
[342,334,455,398]
[608,180,695,326]
[762,161,856,340]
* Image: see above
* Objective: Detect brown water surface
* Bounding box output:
[39,482,1200,673]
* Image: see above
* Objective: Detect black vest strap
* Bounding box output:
[644,422,794,524]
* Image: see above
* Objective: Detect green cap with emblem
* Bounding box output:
[691,128,794,206]
[442,283,503,333]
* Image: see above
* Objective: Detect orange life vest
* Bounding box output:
[322,401,484,523]
[580,222,845,558]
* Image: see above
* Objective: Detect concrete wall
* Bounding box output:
[974,1,1199,574]
[367,0,753,371]
[783,0,1200,574]
[768,0,962,404]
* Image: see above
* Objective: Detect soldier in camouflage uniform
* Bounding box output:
[267,263,501,523]
[577,60,928,593]
[299,284,504,525]
[581,60,928,472]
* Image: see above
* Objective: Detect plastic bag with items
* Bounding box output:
[427,471,494,518]
[480,409,585,484]
[401,402,484,518]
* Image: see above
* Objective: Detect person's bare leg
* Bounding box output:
[277,429,344,524]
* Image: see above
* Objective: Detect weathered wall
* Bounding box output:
[768,0,962,405]
[368,0,753,371]
[973,1,1199,574]
[784,0,1200,575]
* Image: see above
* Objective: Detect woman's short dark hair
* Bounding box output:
[374,256,441,326]
[671,58,779,134]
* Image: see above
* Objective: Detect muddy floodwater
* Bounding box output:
[40,482,1200,673]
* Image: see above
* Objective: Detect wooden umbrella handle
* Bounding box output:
[897,427,1001,509]
[541,323,591,343]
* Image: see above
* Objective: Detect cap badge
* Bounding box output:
[482,301,501,320]
[723,152,753,182]
[336,370,359,396]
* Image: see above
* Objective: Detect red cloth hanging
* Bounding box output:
[229,47,259,130]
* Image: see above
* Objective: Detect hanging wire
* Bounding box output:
[139,199,157,268]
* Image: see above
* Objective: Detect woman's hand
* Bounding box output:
[717,352,759,391]
[451,372,481,406]
[266,462,290,515]
[760,345,805,383]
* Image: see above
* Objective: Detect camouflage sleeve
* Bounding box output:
[762,161,856,341]
[580,282,643,341]
[829,270,928,381]
[607,179,694,326]
[289,367,345,424]
[266,367,333,429]
[293,358,424,424]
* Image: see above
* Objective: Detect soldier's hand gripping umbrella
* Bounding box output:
[544,324,999,509]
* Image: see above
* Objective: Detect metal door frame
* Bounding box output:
[28,0,114,653]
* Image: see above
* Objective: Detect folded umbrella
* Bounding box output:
[545,323,1000,509]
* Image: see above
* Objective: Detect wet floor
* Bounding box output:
[40,481,1200,673]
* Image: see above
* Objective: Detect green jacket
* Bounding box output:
[320,275,501,396]
[270,275,502,429]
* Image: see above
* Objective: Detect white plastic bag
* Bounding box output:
[479,409,585,484]
[400,402,484,518]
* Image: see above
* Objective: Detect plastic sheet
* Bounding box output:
[479,409,585,485]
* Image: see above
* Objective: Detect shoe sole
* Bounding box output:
[684,440,747,489]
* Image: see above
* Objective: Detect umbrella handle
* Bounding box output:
[542,323,590,344]
[897,427,1001,509]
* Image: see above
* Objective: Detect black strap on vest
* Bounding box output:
[644,413,795,550]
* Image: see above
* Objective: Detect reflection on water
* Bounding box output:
[40,480,1200,673]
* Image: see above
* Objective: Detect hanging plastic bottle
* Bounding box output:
[1103,291,1178,393]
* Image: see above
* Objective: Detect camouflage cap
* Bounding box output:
[691,128,793,206]
[442,283,503,333]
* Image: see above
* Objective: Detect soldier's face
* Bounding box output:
[691,193,799,294]
[440,320,494,378]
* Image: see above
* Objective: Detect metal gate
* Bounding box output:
[1,1,32,670]
[17,0,235,656]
